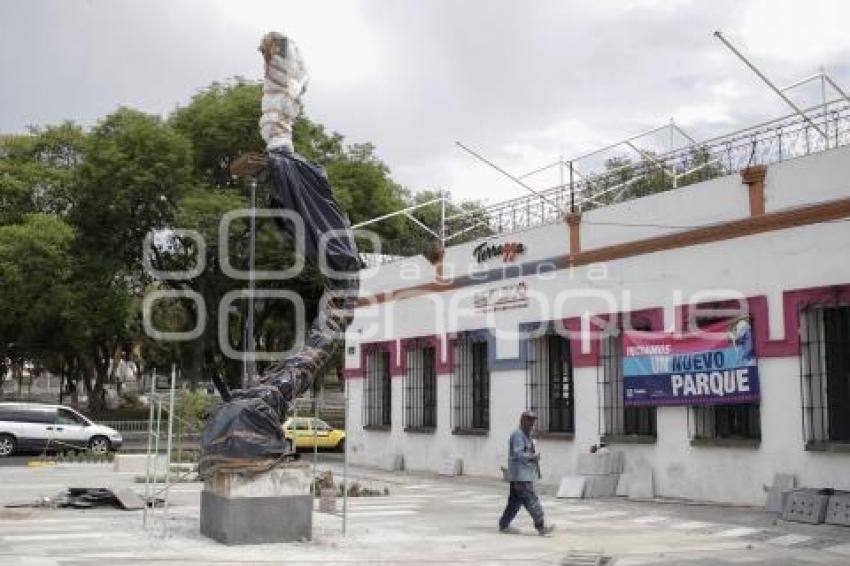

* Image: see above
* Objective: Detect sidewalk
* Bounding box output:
[0,460,849,565]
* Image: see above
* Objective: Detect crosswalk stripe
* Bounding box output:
[631,515,668,524]
[824,543,850,556]
[2,532,137,542]
[565,510,629,520]
[347,510,418,517]
[671,521,714,530]
[766,534,813,546]
[716,527,761,538]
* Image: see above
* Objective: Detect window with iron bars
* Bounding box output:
[404,342,437,430]
[598,329,657,440]
[527,332,574,434]
[800,305,850,445]
[690,315,760,441]
[452,334,489,432]
[363,347,391,428]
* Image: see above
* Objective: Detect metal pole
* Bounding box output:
[164,364,176,525]
[454,141,564,211]
[821,67,829,149]
[152,377,162,526]
[713,31,827,140]
[440,193,446,250]
[244,179,257,387]
[342,376,349,536]
[312,393,319,497]
[143,370,155,528]
[569,161,575,213]
[670,118,675,152]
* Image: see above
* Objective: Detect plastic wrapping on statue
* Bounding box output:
[198,152,360,479]
[198,30,361,478]
[259,32,308,152]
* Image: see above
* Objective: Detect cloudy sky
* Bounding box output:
[2,0,849,205]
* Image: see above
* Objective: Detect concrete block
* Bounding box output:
[556,476,586,499]
[200,490,312,544]
[617,470,654,499]
[615,476,628,497]
[438,457,463,476]
[113,454,167,475]
[782,489,830,524]
[826,492,850,527]
[771,473,797,490]
[384,453,404,472]
[577,451,624,475]
[765,489,792,514]
[204,463,311,498]
[583,475,620,498]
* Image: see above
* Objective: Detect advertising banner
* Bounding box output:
[622,318,760,407]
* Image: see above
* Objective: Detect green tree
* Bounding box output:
[0,214,76,393]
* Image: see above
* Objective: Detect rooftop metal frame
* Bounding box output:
[355,32,850,267]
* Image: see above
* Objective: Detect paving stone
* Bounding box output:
[782,489,830,525]
[825,491,850,526]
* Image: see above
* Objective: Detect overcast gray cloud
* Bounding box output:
[2,0,849,205]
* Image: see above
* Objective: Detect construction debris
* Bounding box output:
[4,487,148,510]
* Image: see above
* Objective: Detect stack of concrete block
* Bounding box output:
[616,469,655,499]
[764,473,796,514]
[438,457,463,476]
[576,450,624,498]
[825,491,850,527]
[782,488,831,524]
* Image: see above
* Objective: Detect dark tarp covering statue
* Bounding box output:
[199,32,360,477]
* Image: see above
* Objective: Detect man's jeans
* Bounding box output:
[499,481,544,530]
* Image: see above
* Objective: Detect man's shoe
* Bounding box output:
[537,524,556,536]
[499,526,521,534]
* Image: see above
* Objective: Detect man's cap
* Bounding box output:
[521,411,538,420]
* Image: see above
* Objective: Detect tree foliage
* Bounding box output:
[0,79,488,407]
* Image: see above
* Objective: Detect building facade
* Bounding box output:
[343,143,850,505]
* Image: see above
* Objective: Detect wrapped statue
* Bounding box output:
[199,32,361,477]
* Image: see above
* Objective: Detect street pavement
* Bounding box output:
[0,456,848,565]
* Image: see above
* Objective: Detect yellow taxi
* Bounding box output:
[282,417,345,452]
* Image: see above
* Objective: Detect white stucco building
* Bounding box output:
[343,113,850,505]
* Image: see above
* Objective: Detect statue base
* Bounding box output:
[200,462,313,545]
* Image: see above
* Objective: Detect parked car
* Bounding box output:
[282,417,345,452]
[0,403,123,457]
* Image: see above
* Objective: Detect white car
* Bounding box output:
[0,403,123,457]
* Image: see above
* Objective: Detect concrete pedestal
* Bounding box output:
[200,462,312,545]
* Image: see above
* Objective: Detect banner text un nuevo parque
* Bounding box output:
[622,318,760,406]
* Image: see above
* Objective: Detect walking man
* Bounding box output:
[499,411,555,535]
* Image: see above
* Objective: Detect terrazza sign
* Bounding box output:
[473,241,526,263]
